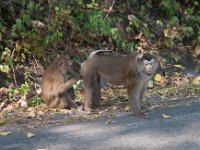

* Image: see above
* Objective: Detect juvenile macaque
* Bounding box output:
[81,50,158,117]
[41,57,78,109]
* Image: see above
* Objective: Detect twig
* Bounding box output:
[105,0,116,19]
[11,65,18,88]
[32,55,42,95]
[10,48,18,87]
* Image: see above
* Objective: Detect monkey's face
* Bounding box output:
[59,58,73,75]
[137,53,158,76]
[143,59,155,76]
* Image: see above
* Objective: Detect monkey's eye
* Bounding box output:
[151,59,155,63]
[143,60,150,65]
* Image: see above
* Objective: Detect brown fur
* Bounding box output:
[81,51,158,117]
[41,56,78,109]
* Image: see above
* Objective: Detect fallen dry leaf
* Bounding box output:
[27,132,35,138]
[26,124,36,129]
[162,113,171,119]
[148,80,154,88]
[4,104,15,112]
[168,104,178,108]
[105,120,112,125]
[169,74,190,86]
[174,65,185,70]
[31,20,45,28]
[184,103,192,107]
[26,111,36,118]
[191,76,200,85]
[37,110,45,117]
[0,131,11,136]
[164,28,178,38]
[0,120,6,125]
[127,14,136,21]
[27,107,35,111]
[112,106,118,111]
[154,74,162,82]
[125,106,130,112]
[193,44,200,58]
[67,117,77,123]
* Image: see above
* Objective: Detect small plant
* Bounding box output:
[127,15,153,40]
[160,0,180,18]
[28,96,45,107]
[7,82,31,102]
[18,82,30,96]
[73,80,83,91]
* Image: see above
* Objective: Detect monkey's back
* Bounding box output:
[41,67,64,101]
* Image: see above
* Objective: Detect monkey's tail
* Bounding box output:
[88,50,112,59]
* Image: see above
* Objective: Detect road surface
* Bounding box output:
[1,103,200,150]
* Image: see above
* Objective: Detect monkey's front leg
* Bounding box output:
[93,75,101,107]
[58,78,77,95]
[127,85,146,118]
[140,85,148,111]
[83,81,94,112]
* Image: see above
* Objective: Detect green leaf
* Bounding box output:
[55,6,60,12]
[27,1,34,10]
[16,18,23,31]
[19,83,30,96]
[0,65,10,73]
[11,31,18,38]
[0,22,6,32]
[22,15,31,26]
[169,16,179,26]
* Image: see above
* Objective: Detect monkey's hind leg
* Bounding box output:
[46,97,60,109]
[83,75,99,111]
[93,75,101,107]
[83,83,93,111]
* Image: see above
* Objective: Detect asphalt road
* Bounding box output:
[1,103,200,150]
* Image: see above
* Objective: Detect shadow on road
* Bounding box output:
[1,103,200,150]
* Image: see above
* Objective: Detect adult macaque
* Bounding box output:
[41,56,78,109]
[81,50,158,117]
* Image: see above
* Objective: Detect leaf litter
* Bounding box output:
[0,71,199,132]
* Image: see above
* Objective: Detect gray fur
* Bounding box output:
[88,50,112,59]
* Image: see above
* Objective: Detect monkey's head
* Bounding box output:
[137,53,158,76]
[57,57,73,75]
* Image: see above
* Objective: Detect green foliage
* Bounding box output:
[140,1,152,21]
[0,64,10,73]
[0,0,200,90]
[73,80,83,91]
[18,82,30,96]
[160,0,179,17]
[7,82,31,101]
[127,14,154,40]
[172,54,181,63]
[45,32,64,44]
[157,0,199,46]
[67,0,121,44]
[28,96,45,107]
